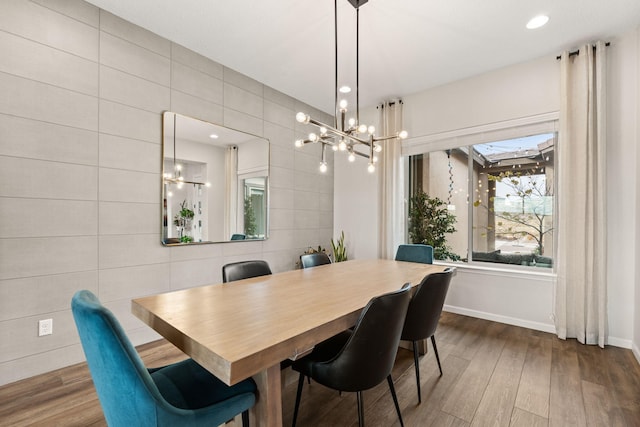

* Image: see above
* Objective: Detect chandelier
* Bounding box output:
[294,0,407,173]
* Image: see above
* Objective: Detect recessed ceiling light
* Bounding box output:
[339,85,351,93]
[209,133,219,139]
[526,15,549,29]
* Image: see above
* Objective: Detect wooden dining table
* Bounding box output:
[131,258,448,427]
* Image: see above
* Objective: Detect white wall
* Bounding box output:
[606,30,638,349]
[334,152,379,259]
[336,33,640,349]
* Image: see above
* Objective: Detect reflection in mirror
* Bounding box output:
[162,112,269,245]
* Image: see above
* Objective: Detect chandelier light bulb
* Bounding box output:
[338,139,347,151]
[374,144,382,152]
[205,182,211,187]
[308,133,318,142]
[296,112,310,123]
[367,125,375,135]
[319,127,327,135]
[167,191,173,197]
[319,162,328,173]
[367,162,375,173]
[398,130,408,139]
[295,139,304,148]
[339,99,348,109]
[332,144,339,151]
[348,153,356,162]
[357,124,367,133]
[373,155,378,163]
[348,118,356,127]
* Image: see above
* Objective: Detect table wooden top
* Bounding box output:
[132,259,446,385]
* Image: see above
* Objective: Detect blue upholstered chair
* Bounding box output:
[71,290,256,427]
[395,244,434,264]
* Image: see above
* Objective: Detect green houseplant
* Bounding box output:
[243,196,257,237]
[408,192,460,261]
[331,231,348,262]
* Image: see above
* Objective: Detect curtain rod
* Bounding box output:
[556,42,610,60]
[376,100,403,109]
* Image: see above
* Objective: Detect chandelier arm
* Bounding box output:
[369,133,374,160]
[164,178,204,186]
[307,117,370,145]
[350,149,370,159]
[372,134,401,143]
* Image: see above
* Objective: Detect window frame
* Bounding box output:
[403,113,559,273]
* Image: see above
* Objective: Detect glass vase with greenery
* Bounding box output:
[173,200,195,243]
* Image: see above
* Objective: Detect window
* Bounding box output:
[408,131,556,269]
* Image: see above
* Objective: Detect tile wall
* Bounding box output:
[0,0,334,385]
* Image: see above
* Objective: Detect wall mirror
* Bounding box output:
[162,112,269,245]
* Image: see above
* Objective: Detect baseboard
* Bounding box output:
[606,336,633,349]
[633,342,640,366]
[443,305,635,350]
[443,304,556,334]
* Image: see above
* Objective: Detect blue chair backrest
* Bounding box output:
[395,244,434,264]
[72,290,171,426]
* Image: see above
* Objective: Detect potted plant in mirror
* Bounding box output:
[244,196,257,238]
[174,200,195,243]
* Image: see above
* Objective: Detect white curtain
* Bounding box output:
[224,146,238,239]
[378,100,406,259]
[555,41,607,347]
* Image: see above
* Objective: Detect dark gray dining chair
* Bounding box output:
[291,283,412,427]
[300,252,332,269]
[400,268,455,403]
[222,260,272,283]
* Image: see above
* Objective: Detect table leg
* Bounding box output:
[400,338,428,355]
[251,363,283,427]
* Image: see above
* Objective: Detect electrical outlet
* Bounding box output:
[38,319,53,336]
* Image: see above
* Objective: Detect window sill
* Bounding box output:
[435,260,556,279]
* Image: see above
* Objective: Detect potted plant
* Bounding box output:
[408,192,460,261]
[331,231,348,262]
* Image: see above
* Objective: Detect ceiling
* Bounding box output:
[85,0,640,114]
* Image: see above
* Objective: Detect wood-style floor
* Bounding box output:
[1,312,639,426]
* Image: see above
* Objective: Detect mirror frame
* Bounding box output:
[161,112,270,246]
